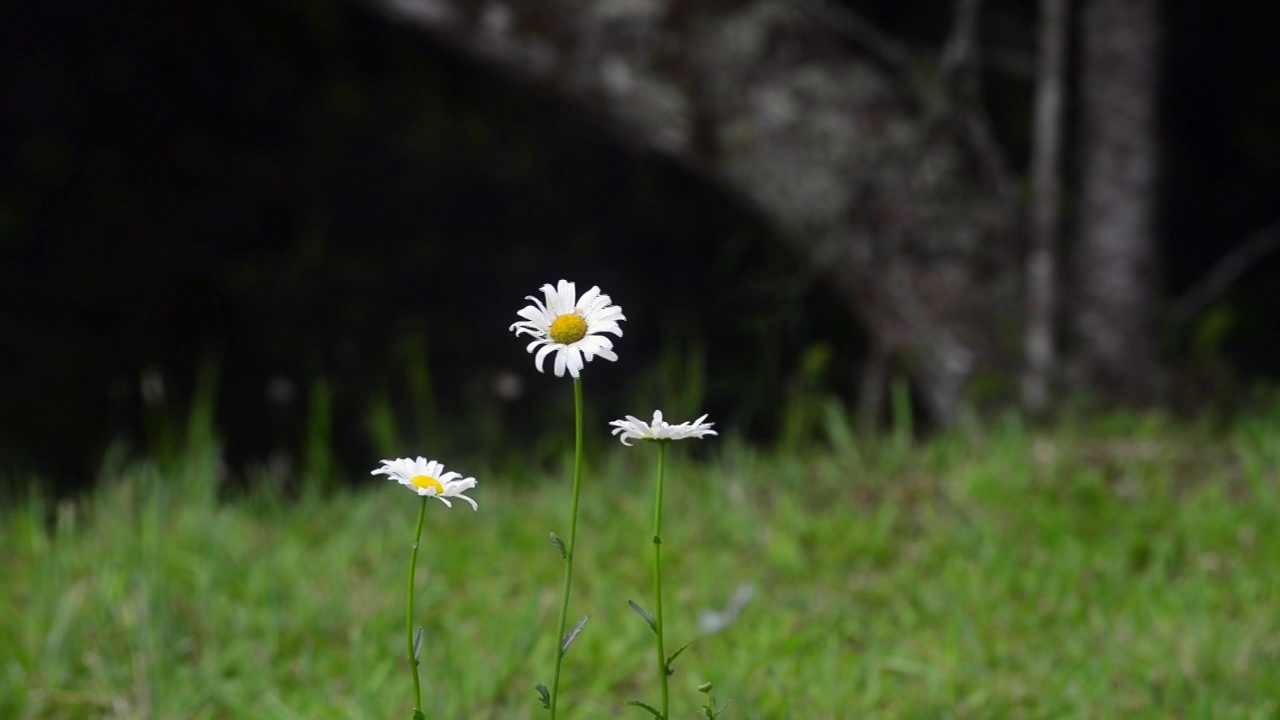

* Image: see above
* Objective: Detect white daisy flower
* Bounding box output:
[510,279,625,378]
[609,410,718,446]
[371,456,478,510]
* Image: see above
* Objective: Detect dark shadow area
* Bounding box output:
[2,0,1278,492]
[0,0,860,491]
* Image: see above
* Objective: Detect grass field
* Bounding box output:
[3,411,1280,719]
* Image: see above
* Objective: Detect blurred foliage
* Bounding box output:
[0,0,855,491]
[1,0,1278,492]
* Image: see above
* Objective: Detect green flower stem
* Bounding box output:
[652,441,670,720]
[406,495,428,716]
[550,377,586,719]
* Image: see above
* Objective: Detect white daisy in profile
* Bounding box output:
[510,279,625,378]
[371,457,478,509]
[609,410,718,446]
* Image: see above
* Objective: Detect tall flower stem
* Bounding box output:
[550,377,586,719]
[652,441,670,719]
[406,495,428,717]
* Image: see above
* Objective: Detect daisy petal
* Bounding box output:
[534,344,558,373]
[608,411,718,446]
[575,286,601,313]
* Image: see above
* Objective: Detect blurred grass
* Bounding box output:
[3,409,1280,719]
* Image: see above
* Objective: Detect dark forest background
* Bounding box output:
[2,0,1278,493]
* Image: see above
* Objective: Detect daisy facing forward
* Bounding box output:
[510,279,625,378]
[371,456,479,720]
[611,410,716,720]
[609,410,717,446]
[511,280,623,719]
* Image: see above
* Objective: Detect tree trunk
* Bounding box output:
[1073,0,1161,401]
[361,0,1018,426]
[1022,0,1069,414]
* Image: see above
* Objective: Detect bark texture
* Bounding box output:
[1022,0,1068,413]
[1074,0,1161,401]
[362,0,1018,425]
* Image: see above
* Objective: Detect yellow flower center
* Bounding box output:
[549,314,588,345]
[411,475,445,495]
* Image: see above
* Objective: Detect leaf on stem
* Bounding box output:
[534,683,551,709]
[625,700,663,718]
[665,641,694,676]
[549,532,568,559]
[412,711,426,720]
[628,600,657,633]
[561,615,589,656]
[413,626,425,663]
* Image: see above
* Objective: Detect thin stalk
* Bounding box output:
[406,496,428,716]
[652,441,670,719]
[550,377,586,719]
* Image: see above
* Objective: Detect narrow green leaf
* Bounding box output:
[549,532,568,559]
[665,640,695,675]
[534,683,550,709]
[412,711,426,720]
[561,615,589,656]
[625,700,663,718]
[628,600,657,633]
[413,626,425,663]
